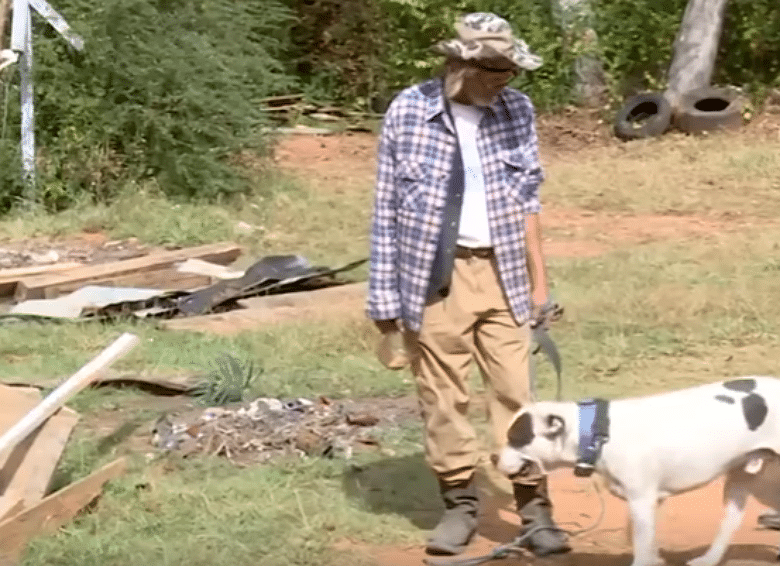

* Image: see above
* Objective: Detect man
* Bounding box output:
[366,12,570,558]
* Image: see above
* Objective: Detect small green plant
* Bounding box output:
[193,353,260,406]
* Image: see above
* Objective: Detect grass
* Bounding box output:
[2,122,780,565]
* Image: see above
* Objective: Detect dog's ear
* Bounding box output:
[542,413,565,438]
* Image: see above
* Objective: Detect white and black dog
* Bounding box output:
[497,376,780,566]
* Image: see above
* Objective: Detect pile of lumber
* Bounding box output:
[0,242,242,302]
[0,334,138,564]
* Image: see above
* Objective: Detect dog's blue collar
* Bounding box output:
[575,398,610,477]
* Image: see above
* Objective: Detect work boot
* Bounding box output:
[513,478,571,556]
[425,477,479,555]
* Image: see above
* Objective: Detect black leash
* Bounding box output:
[423,525,553,566]
[530,300,564,401]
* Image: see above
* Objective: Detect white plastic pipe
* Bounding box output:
[0,332,140,462]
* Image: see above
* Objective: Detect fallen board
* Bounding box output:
[161,282,367,335]
[2,372,200,396]
[14,242,242,300]
[0,262,82,298]
[0,408,79,521]
[0,458,126,562]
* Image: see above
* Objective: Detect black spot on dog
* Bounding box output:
[723,378,757,393]
[715,394,735,404]
[742,393,768,431]
[507,412,533,448]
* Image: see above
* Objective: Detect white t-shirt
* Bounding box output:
[450,101,491,248]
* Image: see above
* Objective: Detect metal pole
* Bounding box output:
[19,0,35,201]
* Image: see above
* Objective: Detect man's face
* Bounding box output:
[461,57,518,106]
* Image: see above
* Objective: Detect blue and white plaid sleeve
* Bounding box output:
[518,98,544,215]
[366,106,402,322]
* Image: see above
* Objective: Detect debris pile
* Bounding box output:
[152,396,384,464]
[0,240,367,331]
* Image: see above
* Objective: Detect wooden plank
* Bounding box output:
[14,242,242,301]
[3,371,198,396]
[0,458,126,561]
[0,262,82,298]
[0,408,79,521]
[162,282,367,335]
[46,268,211,298]
[0,386,42,472]
[0,333,139,464]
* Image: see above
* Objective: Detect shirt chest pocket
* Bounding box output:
[395,161,445,211]
[498,147,540,204]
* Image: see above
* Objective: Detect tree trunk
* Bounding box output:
[551,0,605,107]
[0,0,11,49]
[664,0,730,110]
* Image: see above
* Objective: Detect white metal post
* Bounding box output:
[19,1,36,194]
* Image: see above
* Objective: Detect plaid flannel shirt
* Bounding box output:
[367,78,544,332]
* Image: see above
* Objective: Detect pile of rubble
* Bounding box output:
[0,240,367,332]
[152,396,392,464]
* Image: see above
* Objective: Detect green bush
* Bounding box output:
[380,0,576,111]
[294,0,780,110]
[717,0,780,94]
[283,0,387,107]
[0,0,296,212]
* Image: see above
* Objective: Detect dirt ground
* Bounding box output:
[271,112,780,261]
[271,116,780,566]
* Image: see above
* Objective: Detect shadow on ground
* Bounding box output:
[343,452,443,530]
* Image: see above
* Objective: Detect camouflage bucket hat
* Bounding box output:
[432,12,542,71]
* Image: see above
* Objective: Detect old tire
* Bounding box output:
[614,92,672,141]
[674,86,744,133]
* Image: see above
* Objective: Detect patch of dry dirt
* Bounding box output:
[270,118,770,259]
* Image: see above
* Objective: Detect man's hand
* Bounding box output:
[530,287,549,322]
[373,318,408,370]
[531,296,564,330]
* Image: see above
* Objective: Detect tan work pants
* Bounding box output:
[408,253,532,484]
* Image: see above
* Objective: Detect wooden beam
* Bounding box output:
[14,242,241,300]
[162,282,367,335]
[0,408,78,521]
[0,334,138,464]
[0,262,81,298]
[0,458,126,561]
[47,268,212,297]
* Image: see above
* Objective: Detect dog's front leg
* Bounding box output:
[687,474,748,566]
[627,495,663,566]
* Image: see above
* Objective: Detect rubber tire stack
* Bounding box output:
[673,86,744,134]
[613,93,673,141]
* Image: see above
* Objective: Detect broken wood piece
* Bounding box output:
[0,262,82,298]
[2,372,199,396]
[176,258,243,280]
[0,408,78,521]
[14,242,242,301]
[0,333,139,464]
[0,457,126,561]
[161,282,367,335]
[0,385,43,484]
[60,267,211,295]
